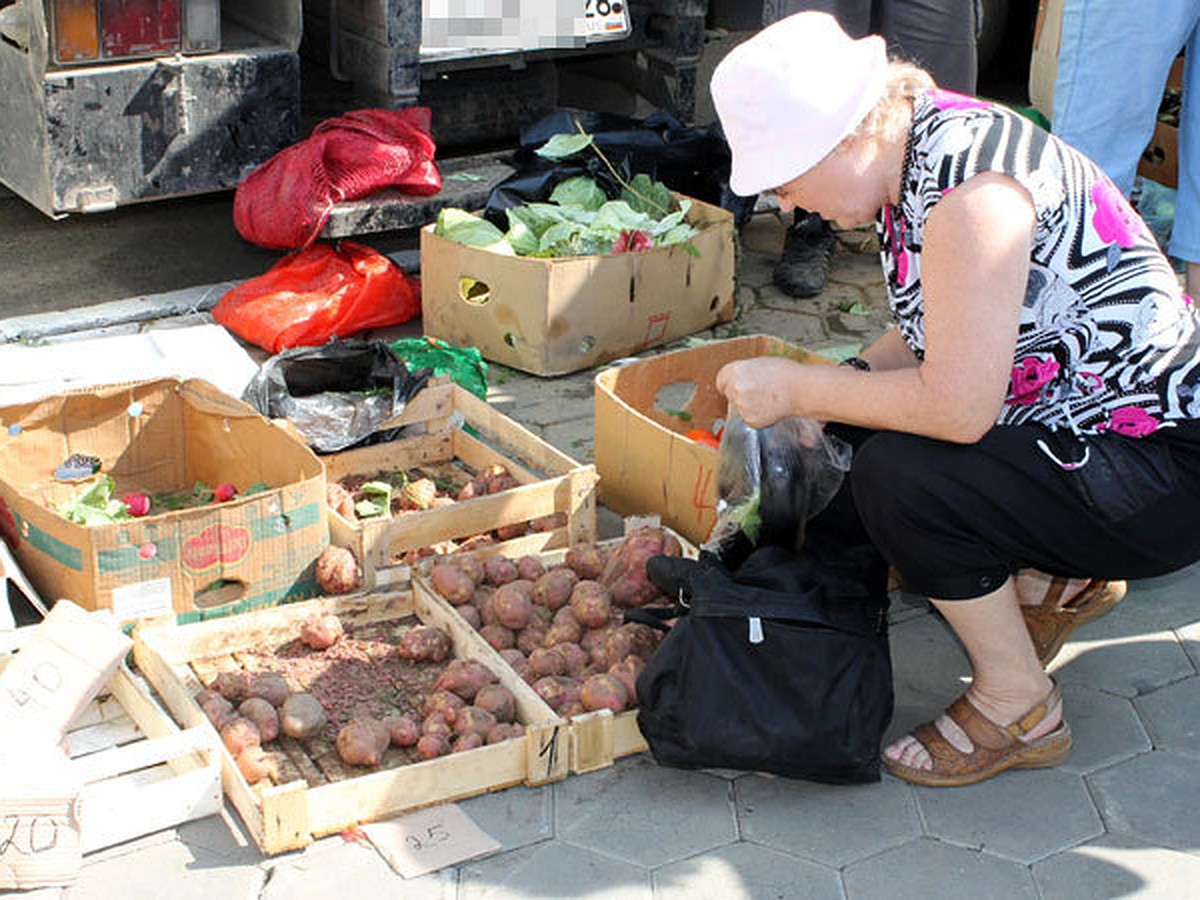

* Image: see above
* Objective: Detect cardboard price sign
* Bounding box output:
[362,804,500,878]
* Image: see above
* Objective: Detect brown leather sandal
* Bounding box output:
[883,683,1072,788]
[1021,579,1127,667]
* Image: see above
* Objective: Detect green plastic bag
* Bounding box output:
[389,337,489,400]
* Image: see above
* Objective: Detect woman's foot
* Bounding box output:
[1014,571,1127,666]
[883,679,1071,786]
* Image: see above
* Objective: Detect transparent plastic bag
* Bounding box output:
[703,410,852,564]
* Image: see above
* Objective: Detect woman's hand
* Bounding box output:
[715,357,812,428]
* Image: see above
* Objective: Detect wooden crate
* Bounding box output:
[411,526,696,776]
[131,590,570,856]
[0,639,222,855]
[325,379,598,590]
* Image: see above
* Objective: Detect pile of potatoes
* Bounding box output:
[194,613,522,783]
[426,526,683,718]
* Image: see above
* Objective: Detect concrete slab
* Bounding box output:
[842,839,1038,899]
[653,840,843,900]
[1089,750,1200,851]
[259,834,453,899]
[1133,676,1200,757]
[1050,628,1195,698]
[553,756,738,868]
[735,772,921,867]
[915,768,1103,864]
[70,834,267,900]
[459,840,652,899]
[1032,833,1200,899]
[455,785,554,852]
[1057,684,1151,776]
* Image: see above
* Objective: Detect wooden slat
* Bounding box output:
[277,737,329,788]
[323,431,455,483]
[451,429,540,483]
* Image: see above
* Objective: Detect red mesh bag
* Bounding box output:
[234,107,442,250]
[211,241,422,353]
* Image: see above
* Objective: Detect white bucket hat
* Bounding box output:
[712,11,889,197]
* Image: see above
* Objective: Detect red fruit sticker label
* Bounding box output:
[182,524,251,571]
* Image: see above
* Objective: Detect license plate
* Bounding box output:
[583,0,630,42]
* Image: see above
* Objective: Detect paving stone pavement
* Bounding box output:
[9,212,1200,899]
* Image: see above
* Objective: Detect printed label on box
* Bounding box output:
[182,524,250,571]
[111,577,173,622]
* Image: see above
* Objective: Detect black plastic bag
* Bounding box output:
[634,539,893,784]
[241,340,431,453]
[483,108,751,229]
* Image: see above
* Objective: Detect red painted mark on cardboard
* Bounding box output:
[643,312,671,347]
[692,465,716,533]
[182,524,251,572]
[0,496,18,551]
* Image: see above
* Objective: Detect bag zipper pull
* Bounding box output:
[748,616,764,644]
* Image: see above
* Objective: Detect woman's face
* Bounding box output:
[768,139,889,228]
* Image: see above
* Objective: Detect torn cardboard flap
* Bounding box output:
[0,599,132,740]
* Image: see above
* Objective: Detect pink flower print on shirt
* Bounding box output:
[928,89,991,111]
[1184,294,1194,306]
[1091,180,1139,249]
[1097,406,1160,437]
[884,205,909,286]
[1008,356,1060,405]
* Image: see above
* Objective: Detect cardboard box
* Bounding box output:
[419,194,736,376]
[0,741,82,890]
[133,590,569,855]
[325,379,597,589]
[0,379,327,623]
[593,336,829,546]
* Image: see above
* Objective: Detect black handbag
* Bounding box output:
[634,539,894,784]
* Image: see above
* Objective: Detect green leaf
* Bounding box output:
[244,482,270,496]
[592,201,654,234]
[355,499,387,518]
[539,220,585,253]
[192,481,214,503]
[505,221,540,256]
[656,223,701,247]
[620,174,676,217]
[549,176,607,212]
[360,481,393,497]
[434,208,515,255]
[535,132,595,160]
[663,409,693,422]
[506,203,565,239]
[55,475,131,525]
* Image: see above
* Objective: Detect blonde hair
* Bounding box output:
[849,60,935,147]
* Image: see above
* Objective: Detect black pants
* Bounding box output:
[810,423,1200,600]
[766,0,978,94]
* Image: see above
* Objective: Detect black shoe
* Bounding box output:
[773,212,835,298]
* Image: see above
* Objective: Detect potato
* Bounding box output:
[599,526,680,607]
[516,626,548,655]
[245,671,290,708]
[556,642,590,678]
[422,713,453,737]
[530,513,567,532]
[492,583,533,630]
[608,655,646,706]
[336,717,390,766]
[565,543,605,580]
[483,556,520,586]
[454,555,486,585]
[452,732,485,753]
[479,623,516,651]
[453,706,497,739]
[315,545,362,595]
[327,483,357,521]
[238,698,280,741]
[531,675,582,713]
[423,690,466,719]
[516,555,546,582]
[530,604,554,628]
[532,568,578,610]
[237,745,279,785]
[211,671,252,703]
[280,693,327,739]
[580,673,630,713]
[495,522,529,541]
[470,585,496,610]
[541,622,583,648]
[396,625,452,662]
[221,717,262,756]
[197,692,235,730]
[382,714,421,748]
[430,562,476,605]
[486,722,526,744]
[194,688,225,709]
[299,613,344,651]
[474,684,516,723]
[435,659,498,701]
[581,627,615,662]
[569,581,612,629]
[529,647,568,677]
[457,604,482,630]
[417,733,451,760]
[499,648,527,667]
[559,702,586,718]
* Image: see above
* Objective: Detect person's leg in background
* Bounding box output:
[875,0,977,95]
[1170,20,1200,297]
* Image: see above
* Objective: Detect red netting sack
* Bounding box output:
[211,241,421,353]
[234,107,442,250]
